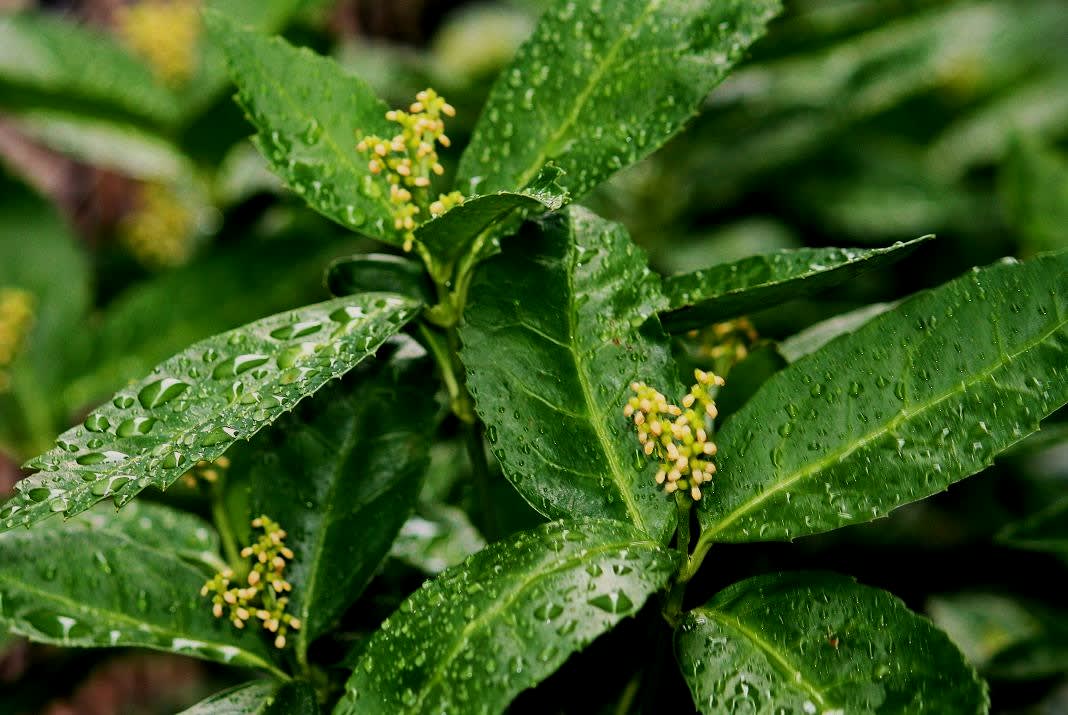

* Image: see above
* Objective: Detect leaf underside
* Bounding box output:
[179,680,318,714]
[699,251,1068,542]
[676,572,988,714]
[660,237,931,333]
[459,206,678,542]
[4,293,420,532]
[335,518,680,715]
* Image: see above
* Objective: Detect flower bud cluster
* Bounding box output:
[119,183,196,269]
[686,318,759,372]
[356,89,465,251]
[201,515,301,649]
[180,455,230,489]
[0,288,34,394]
[624,370,725,501]
[117,0,201,86]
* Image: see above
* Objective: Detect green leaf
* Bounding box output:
[660,238,930,333]
[335,518,680,715]
[239,337,438,653]
[698,251,1068,543]
[777,302,895,363]
[927,593,1043,671]
[456,0,781,198]
[459,207,677,542]
[0,171,91,455]
[179,680,318,714]
[207,12,404,246]
[0,12,179,125]
[676,572,988,714]
[325,253,433,304]
[1000,137,1068,254]
[416,165,568,272]
[3,293,421,532]
[0,504,281,675]
[997,494,1068,554]
[66,231,359,410]
[390,503,487,575]
[4,109,191,181]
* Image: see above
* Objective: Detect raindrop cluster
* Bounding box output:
[0,287,35,394]
[180,455,230,489]
[118,182,197,269]
[117,0,201,86]
[624,369,724,501]
[201,515,301,649]
[356,89,465,251]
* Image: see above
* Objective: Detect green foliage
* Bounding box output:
[676,572,988,713]
[1,0,1065,711]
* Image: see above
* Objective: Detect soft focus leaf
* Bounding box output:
[4,294,420,532]
[335,518,680,715]
[661,238,930,333]
[676,572,988,714]
[456,0,781,197]
[325,253,433,303]
[0,12,179,124]
[777,303,895,363]
[0,504,281,675]
[997,494,1068,554]
[1000,137,1068,254]
[390,503,487,575]
[239,337,438,652]
[208,13,404,245]
[699,251,1068,542]
[179,680,318,714]
[459,207,677,542]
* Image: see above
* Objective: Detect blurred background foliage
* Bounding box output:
[0,0,1066,712]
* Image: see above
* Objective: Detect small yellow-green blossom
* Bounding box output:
[180,455,230,489]
[686,317,759,371]
[201,515,301,649]
[356,89,465,251]
[117,0,201,86]
[625,369,725,501]
[0,288,35,394]
[119,182,196,269]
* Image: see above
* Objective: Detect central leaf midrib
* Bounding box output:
[705,307,1067,540]
[408,538,651,711]
[510,0,660,190]
[691,606,831,708]
[563,231,650,534]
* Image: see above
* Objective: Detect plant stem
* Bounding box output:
[210,480,244,579]
[662,494,693,626]
[614,673,642,715]
[464,419,498,540]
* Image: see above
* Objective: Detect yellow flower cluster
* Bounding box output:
[0,288,35,394]
[201,516,301,649]
[624,369,725,501]
[686,318,759,372]
[356,89,465,251]
[180,455,230,489]
[117,0,201,86]
[119,182,196,269]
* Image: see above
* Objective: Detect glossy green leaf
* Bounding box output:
[0,504,282,675]
[997,494,1068,554]
[459,207,677,542]
[179,680,318,714]
[207,13,405,245]
[416,165,568,272]
[0,12,179,125]
[335,518,680,715]
[325,253,433,304]
[676,572,988,714]
[390,503,487,575]
[698,251,1068,543]
[239,337,438,653]
[457,0,781,198]
[661,238,930,333]
[927,593,1043,671]
[3,293,421,532]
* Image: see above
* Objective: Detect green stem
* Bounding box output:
[464,420,499,540]
[662,494,693,626]
[614,672,642,715]
[210,481,245,579]
[678,529,714,585]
